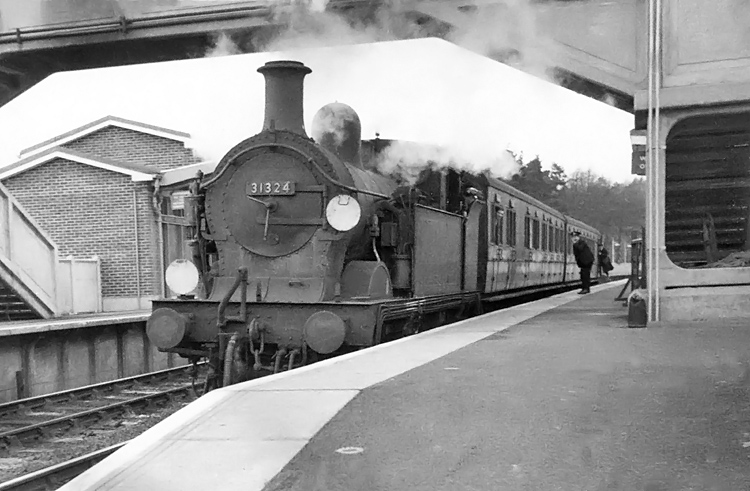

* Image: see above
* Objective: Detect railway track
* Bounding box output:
[0,364,203,453]
[0,442,126,491]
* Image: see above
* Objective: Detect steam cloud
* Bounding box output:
[257,0,429,52]
[205,32,241,58]
[446,0,559,82]
[374,141,520,185]
[257,0,558,79]
[192,0,570,184]
[600,93,618,107]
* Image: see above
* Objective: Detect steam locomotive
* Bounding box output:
[146,60,602,391]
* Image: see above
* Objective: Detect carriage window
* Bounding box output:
[541,223,548,251]
[524,215,531,248]
[492,205,504,245]
[550,225,556,252]
[553,227,559,252]
[548,224,554,252]
[507,209,517,246]
[532,219,540,249]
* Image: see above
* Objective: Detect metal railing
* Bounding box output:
[0,183,58,317]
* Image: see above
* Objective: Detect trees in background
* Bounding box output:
[560,169,646,239]
[503,156,646,251]
[506,156,567,210]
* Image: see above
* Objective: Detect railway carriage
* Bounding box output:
[146,59,603,391]
[459,174,600,297]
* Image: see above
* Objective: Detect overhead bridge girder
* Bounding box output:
[2,0,750,112]
[0,1,287,106]
[0,1,275,53]
[407,0,644,111]
[408,0,750,112]
[0,0,643,110]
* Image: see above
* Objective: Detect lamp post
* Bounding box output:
[645,0,662,323]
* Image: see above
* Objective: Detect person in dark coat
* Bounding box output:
[571,231,594,294]
[598,247,614,277]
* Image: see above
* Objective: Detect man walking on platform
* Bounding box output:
[571,231,594,294]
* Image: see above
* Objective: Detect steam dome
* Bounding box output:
[311,102,362,166]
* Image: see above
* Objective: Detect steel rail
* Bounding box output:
[0,363,202,418]
[0,386,192,448]
[0,442,127,491]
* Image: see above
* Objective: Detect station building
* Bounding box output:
[0,116,205,313]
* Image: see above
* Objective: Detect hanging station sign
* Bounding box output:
[630,129,647,176]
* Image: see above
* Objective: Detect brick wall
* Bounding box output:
[63,126,199,172]
[3,158,160,299]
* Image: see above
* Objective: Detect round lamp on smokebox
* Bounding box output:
[165,259,199,296]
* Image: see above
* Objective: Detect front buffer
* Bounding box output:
[147,287,382,389]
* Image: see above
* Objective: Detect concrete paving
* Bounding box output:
[265,289,750,491]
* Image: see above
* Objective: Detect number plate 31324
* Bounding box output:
[247,181,295,196]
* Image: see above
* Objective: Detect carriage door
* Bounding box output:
[463,199,483,291]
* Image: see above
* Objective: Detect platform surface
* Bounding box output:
[59,282,750,490]
[0,310,150,336]
[265,289,750,491]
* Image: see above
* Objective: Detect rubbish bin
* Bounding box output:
[627,289,648,328]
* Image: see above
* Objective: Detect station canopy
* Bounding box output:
[0,37,635,181]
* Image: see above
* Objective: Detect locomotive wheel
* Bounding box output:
[222,336,254,387]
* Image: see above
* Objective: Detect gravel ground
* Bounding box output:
[0,394,196,484]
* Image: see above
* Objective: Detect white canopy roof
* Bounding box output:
[0,37,634,181]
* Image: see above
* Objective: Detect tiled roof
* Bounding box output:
[0,147,157,182]
[19,116,191,159]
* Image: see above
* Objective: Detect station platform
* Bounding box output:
[0,310,166,403]
[61,281,750,491]
[608,261,630,277]
[0,310,150,337]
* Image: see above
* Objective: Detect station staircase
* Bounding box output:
[0,182,58,320]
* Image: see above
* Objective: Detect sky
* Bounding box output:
[0,37,636,183]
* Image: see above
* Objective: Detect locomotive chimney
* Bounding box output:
[257,60,312,136]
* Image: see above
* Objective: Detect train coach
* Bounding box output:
[145,60,602,391]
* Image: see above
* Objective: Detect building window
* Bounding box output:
[163,190,190,217]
